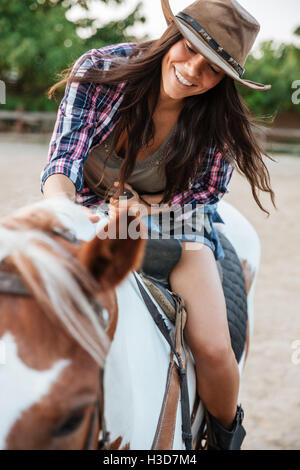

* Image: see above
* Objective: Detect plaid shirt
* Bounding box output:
[41,42,234,209]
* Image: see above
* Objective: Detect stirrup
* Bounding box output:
[205,405,246,450]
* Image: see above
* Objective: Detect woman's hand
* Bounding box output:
[80,206,100,223]
[109,183,170,217]
[109,183,147,219]
[139,193,164,205]
[110,182,140,207]
[140,193,171,214]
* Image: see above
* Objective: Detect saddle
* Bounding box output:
[139,232,248,363]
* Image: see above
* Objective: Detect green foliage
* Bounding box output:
[0,0,146,111]
[294,26,300,36]
[238,38,300,119]
[1,2,299,118]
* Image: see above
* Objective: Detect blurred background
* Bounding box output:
[0,0,299,450]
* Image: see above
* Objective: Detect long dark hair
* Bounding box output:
[49,22,276,215]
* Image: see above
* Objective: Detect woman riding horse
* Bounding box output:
[42,0,275,450]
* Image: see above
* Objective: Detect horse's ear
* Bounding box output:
[78,211,146,289]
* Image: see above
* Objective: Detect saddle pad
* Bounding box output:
[140,238,182,289]
[217,232,248,363]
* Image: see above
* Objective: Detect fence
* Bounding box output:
[1,110,300,154]
[0,110,57,133]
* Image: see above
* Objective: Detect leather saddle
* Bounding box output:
[139,232,248,363]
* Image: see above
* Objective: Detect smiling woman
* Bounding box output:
[42,0,276,451]
[161,38,225,99]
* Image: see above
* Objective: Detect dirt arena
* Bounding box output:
[0,134,299,450]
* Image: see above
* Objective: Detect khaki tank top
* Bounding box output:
[83,124,175,200]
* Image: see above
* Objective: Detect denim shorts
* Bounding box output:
[142,203,225,261]
[201,204,225,261]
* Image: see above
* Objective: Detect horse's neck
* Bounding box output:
[104,273,173,448]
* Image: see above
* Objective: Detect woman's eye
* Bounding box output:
[185,41,219,75]
[185,42,196,54]
[209,64,219,75]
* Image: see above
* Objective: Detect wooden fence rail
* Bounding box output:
[0,110,57,121]
[1,110,300,142]
[0,110,57,133]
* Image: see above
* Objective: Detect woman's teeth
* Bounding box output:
[174,67,193,87]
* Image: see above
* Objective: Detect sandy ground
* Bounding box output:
[0,134,299,450]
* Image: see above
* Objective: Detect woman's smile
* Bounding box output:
[173,66,195,87]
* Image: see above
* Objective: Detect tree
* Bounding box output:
[0,0,146,111]
[238,26,300,119]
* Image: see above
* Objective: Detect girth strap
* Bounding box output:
[134,272,193,450]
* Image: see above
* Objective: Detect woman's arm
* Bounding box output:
[41,44,136,198]
[43,174,99,223]
[169,151,234,208]
[43,174,76,200]
[41,47,113,199]
[40,51,112,223]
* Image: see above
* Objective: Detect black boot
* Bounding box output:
[205,405,246,450]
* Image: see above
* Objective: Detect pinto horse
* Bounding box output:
[0,198,260,450]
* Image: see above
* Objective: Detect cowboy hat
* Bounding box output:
[161,0,271,90]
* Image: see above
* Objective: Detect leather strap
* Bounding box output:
[152,354,181,449]
[173,293,192,448]
[83,395,100,450]
[98,368,110,450]
[134,272,193,450]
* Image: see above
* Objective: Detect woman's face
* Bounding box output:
[160,38,225,103]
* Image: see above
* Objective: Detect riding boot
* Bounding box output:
[205,405,246,450]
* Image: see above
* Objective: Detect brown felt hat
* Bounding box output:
[161,0,271,90]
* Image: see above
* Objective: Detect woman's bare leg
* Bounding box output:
[169,241,239,429]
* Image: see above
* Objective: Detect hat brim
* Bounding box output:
[160,0,271,91]
[175,18,271,91]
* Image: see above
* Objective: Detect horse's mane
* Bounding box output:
[0,198,109,367]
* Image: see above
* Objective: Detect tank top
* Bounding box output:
[83,123,176,200]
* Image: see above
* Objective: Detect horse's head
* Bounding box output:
[0,198,145,449]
